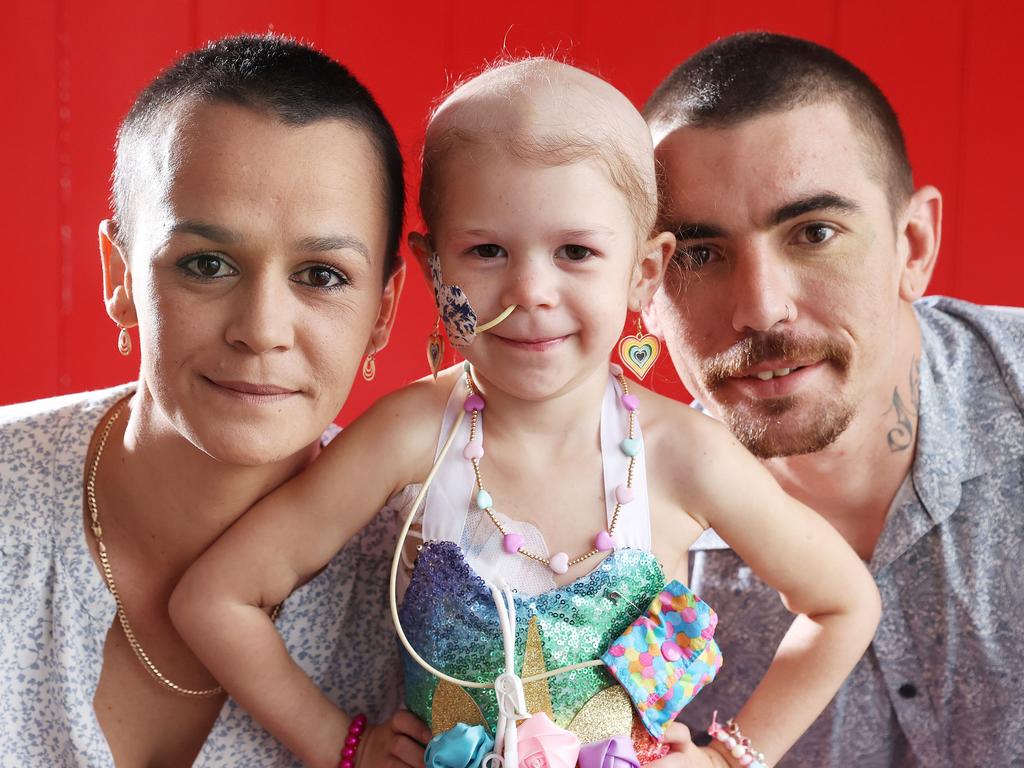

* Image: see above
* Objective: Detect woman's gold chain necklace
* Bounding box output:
[86,400,280,698]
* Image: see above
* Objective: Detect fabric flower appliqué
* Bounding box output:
[516,712,581,767]
[577,735,641,768]
[425,723,494,768]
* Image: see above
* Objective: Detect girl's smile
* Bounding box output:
[491,332,571,352]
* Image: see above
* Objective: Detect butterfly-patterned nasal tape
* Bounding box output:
[428,251,516,349]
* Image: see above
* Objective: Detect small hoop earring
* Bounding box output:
[362,349,377,382]
[117,325,132,356]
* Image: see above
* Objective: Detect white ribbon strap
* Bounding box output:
[484,581,530,768]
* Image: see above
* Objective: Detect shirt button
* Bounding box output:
[897,683,918,699]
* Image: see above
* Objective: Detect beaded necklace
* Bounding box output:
[461,363,641,575]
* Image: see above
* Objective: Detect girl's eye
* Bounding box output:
[470,244,507,259]
[674,244,716,270]
[291,265,350,289]
[559,244,594,262]
[799,223,837,245]
[180,254,237,279]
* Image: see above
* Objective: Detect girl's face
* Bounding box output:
[427,144,669,401]
[103,102,400,466]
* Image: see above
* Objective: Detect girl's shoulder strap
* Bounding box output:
[420,375,476,544]
[601,375,652,552]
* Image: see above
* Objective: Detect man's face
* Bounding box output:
[651,102,907,458]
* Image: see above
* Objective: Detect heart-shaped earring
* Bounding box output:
[426,316,445,380]
[617,316,660,381]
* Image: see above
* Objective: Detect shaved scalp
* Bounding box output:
[419,58,659,238]
[644,32,913,211]
[112,34,404,274]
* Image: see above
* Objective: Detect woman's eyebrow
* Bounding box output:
[169,219,240,244]
[165,221,369,261]
[296,234,370,260]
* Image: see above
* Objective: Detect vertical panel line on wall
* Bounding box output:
[316,0,327,48]
[830,0,842,50]
[951,0,972,297]
[56,0,73,392]
[189,0,200,48]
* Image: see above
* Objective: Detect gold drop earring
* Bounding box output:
[362,348,377,382]
[426,316,445,380]
[617,315,660,381]
[117,325,132,356]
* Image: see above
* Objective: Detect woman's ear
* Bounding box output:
[628,231,676,312]
[366,259,407,355]
[99,219,137,327]
[897,186,942,302]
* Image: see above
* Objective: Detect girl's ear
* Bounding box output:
[408,232,434,284]
[629,231,676,312]
[99,219,137,327]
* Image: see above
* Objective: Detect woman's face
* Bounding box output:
[106,102,398,466]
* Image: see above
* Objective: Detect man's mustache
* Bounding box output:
[702,331,852,393]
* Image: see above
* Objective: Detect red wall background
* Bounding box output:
[4,0,1022,422]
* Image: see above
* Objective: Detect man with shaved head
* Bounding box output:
[644,32,1024,766]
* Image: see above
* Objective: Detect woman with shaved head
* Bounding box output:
[0,35,422,766]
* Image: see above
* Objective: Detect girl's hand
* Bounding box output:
[647,722,732,768]
[355,710,432,768]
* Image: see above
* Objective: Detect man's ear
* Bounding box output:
[629,231,676,312]
[365,259,407,355]
[407,232,434,284]
[99,219,137,327]
[897,186,942,302]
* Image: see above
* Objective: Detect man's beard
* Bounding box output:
[719,394,854,458]
[701,330,854,459]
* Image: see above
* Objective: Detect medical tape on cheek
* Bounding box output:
[428,251,516,347]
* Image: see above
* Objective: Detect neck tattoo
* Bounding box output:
[884,354,920,453]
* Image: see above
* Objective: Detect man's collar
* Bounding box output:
[910,302,1024,525]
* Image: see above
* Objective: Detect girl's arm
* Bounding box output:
[662,412,881,767]
[170,385,438,768]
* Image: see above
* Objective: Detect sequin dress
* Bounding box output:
[397,374,671,760]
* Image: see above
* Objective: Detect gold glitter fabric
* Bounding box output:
[399,541,669,759]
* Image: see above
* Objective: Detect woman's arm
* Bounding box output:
[663,413,881,766]
[170,384,438,768]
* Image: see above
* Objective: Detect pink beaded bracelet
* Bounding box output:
[338,713,367,768]
[708,711,767,768]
